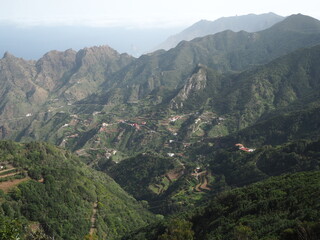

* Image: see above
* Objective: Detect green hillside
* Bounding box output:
[156,12,284,50]
[87,14,320,107]
[0,46,134,140]
[2,14,320,154]
[0,13,320,240]
[108,152,180,200]
[124,170,320,240]
[11,42,320,159]
[0,141,153,240]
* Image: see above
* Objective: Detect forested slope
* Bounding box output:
[0,141,154,240]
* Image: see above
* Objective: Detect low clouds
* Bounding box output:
[1,0,319,28]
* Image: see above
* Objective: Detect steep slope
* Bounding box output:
[107,152,184,201]
[34,49,77,91]
[56,46,134,102]
[110,137,320,216]
[192,171,320,240]
[1,15,320,239]
[156,12,284,50]
[126,171,320,240]
[0,141,154,240]
[218,102,320,148]
[86,14,320,107]
[0,53,46,120]
[202,138,320,187]
[0,45,134,115]
[13,43,320,169]
[77,44,320,214]
[0,45,134,139]
[213,43,320,131]
[162,43,320,142]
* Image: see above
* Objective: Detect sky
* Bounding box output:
[0,0,320,59]
[1,0,320,28]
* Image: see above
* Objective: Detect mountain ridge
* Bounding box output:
[83,14,320,109]
[155,12,284,50]
[0,13,320,240]
[0,45,134,120]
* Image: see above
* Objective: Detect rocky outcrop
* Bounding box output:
[0,45,134,121]
[0,52,46,120]
[34,49,77,91]
[170,65,207,109]
[62,45,134,101]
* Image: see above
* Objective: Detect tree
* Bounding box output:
[0,216,22,240]
[234,224,255,240]
[158,219,194,240]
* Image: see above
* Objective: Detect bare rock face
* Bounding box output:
[0,52,48,120]
[76,45,119,67]
[170,65,207,109]
[0,52,37,93]
[62,45,134,101]
[0,45,135,123]
[75,45,134,74]
[34,49,77,91]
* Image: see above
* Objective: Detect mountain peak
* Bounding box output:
[2,51,16,59]
[270,14,320,33]
[81,45,119,55]
[155,12,284,51]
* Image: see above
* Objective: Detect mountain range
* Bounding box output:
[155,12,285,50]
[0,13,320,240]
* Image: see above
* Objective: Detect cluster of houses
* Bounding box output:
[235,143,255,152]
[169,116,181,122]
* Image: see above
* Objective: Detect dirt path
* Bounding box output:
[200,175,211,191]
[195,182,202,192]
[193,171,211,192]
[89,201,98,236]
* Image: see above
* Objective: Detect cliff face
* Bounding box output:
[61,46,134,101]
[170,66,207,109]
[0,52,47,120]
[34,49,77,91]
[0,46,134,138]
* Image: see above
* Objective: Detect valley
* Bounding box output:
[0,13,320,240]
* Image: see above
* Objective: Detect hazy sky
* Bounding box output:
[1,0,319,28]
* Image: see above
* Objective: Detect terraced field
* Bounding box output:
[0,165,29,192]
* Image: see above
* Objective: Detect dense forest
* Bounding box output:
[125,171,320,240]
[0,141,154,240]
